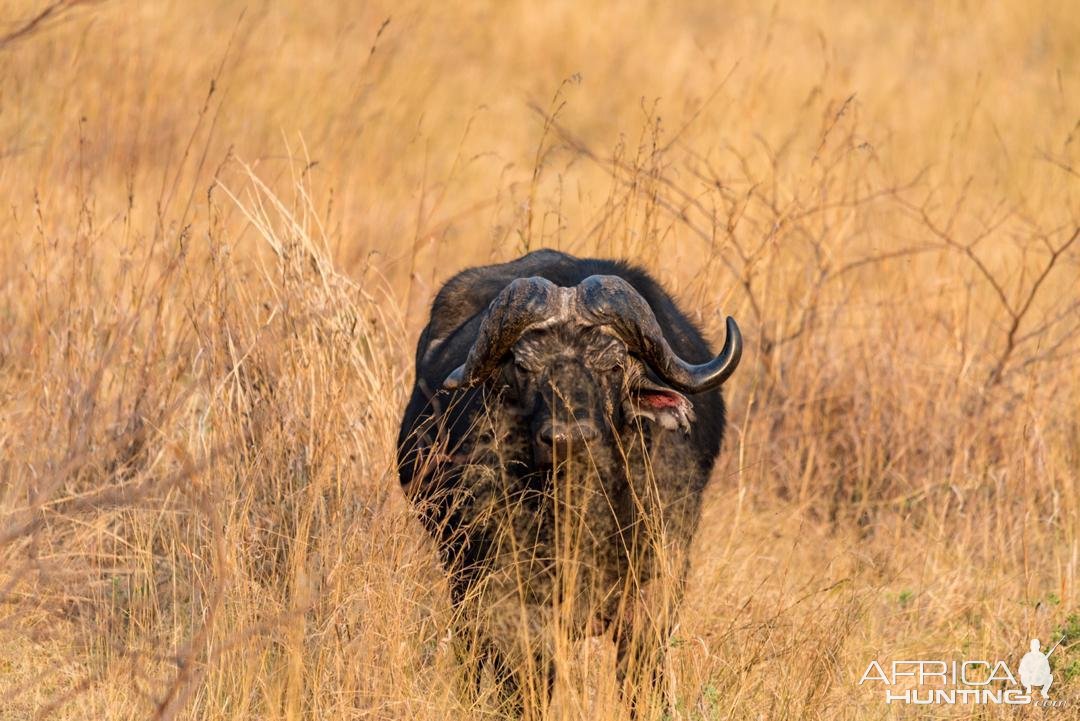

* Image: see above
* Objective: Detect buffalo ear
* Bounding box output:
[626,380,695,433]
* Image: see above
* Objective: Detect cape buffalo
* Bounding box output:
[397,249,741,713]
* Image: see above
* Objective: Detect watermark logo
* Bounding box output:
[1019,638,1054,699]
[860,635,1069,708]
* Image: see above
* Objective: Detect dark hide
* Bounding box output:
[396,249,734,714]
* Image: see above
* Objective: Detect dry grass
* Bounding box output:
[1,0,1079,718]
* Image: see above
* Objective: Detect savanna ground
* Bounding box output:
[1,0,1079,718]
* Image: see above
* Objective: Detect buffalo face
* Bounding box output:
[506,325,696,466]
[442,274,742,466]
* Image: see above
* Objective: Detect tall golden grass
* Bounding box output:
[1,0,1078,718]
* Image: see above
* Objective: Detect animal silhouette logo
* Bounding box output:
[1019,637,1060,699]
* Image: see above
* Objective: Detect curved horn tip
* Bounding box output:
[680,315,743,393]
[442,365,466,390]
[723,315,743,363]
[725,316,742,348]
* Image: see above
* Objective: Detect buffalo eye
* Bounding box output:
[587,342,626,372]
[589,357,621,372]
[510,344,542,374]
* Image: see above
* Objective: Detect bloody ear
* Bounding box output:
[626,381,695,433]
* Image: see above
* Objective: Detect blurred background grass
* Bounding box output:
[1,0,1079,718]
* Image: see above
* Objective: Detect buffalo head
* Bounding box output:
[443,275,742,466]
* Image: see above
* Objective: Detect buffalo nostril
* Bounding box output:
[536,423,598,448]
[537,428,567,448]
